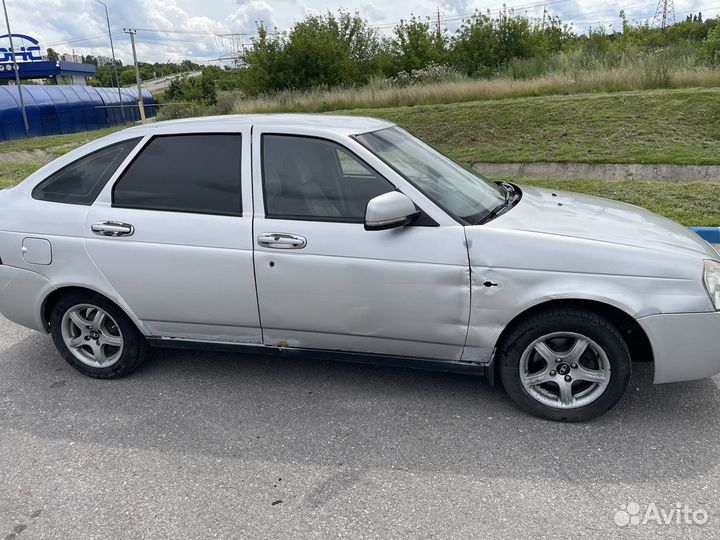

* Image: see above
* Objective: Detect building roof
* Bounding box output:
[0,61,96,80]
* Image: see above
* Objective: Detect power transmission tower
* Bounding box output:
[435,7,444,39]
[652,0,675,30]
[216,33,247,65]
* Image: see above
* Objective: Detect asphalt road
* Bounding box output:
[2,314,720,540]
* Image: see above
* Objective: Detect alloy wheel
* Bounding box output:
[519,331,611,409]
[60,304,124,368]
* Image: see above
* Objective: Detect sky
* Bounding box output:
[1,0,717,66]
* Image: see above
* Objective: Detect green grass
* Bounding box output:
[0,127,124,190]
[355,87,720,165]
[0,127,122,155]
[0,162,43,190]
[228,67,720,116]
[518,179,720,226]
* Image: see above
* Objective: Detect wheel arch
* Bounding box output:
[41,285,146,335]
[493,298,653,376]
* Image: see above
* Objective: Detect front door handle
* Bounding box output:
[257,233,307,249]
[91,221,135,237]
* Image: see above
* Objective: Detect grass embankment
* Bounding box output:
[519,179,720,227]
[228,67,720,115]
[1,90,719,225]
[355,87,720,165]
[0,127,121,155]
[0,163,40,190]
[0,127,121,189]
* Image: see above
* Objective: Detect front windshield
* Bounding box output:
[355,127,505,223]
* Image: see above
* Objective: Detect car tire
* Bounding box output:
[49,292,148,379]
[498,307,631,422]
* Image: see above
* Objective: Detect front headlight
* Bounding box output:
[703,260,720,310]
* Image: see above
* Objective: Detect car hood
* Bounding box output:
[487,184,718,258]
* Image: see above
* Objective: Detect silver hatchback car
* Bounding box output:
[1,114,719,421]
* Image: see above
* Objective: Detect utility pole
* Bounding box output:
[95,0,125,123]
[124,28,146,123]
[1,0,29,137]
[652,0,676,30]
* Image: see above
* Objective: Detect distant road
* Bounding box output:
[127,70,203,93]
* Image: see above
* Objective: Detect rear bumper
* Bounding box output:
[638,311,720,384]
[0,265,54,332]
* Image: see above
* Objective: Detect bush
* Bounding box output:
[387,63,465,86]
[156,102,210,121]
[163,75,217,106]
[702,24,720,64]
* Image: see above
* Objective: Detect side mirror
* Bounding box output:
[365,191,420,231]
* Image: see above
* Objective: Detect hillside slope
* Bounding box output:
[355,87,720,166]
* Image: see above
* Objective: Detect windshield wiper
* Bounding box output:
[500,181,521,203]
[474,182,521,225]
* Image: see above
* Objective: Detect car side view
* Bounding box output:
[1,114,719,422]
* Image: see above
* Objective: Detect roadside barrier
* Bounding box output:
[691,227,720,247]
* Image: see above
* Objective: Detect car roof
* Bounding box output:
[122,114,395,137]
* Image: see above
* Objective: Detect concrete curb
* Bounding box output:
[474,162,720,183]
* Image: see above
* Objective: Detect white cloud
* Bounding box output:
[230,1,276,30]
[1,0,717,65]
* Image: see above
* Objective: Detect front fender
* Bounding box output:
[464,265,711,353]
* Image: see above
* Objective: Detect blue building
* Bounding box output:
[0,85,157,141]
[0,34,157,141]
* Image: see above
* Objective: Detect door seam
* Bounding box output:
[249,124,265,344]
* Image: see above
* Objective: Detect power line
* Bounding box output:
[44,30,119,47]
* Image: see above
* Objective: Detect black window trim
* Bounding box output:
[260,132,398,224]
[111,132,244,217]
[352,127,471,226]
[31,136,143,206]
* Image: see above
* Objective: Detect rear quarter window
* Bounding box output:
[32,138,142,205]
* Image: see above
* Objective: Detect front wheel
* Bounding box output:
[50,292,148,378]
[498,308,631,422]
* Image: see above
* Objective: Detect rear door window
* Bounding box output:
[113,134,242,216]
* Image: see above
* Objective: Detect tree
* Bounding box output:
[702,23,720,64]
[450,12,498,75]
[120,68,137,86]
[384,16,449,74]
[46,48,59,62]
[240,11,381,94]
[92,65,115,86]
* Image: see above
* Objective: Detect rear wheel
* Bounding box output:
[498,308,631,422]
[50,292,147,378]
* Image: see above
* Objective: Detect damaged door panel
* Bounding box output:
[251,129,471,360]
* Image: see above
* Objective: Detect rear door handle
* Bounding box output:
[257,233,307,249]
[91,221,135,237]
